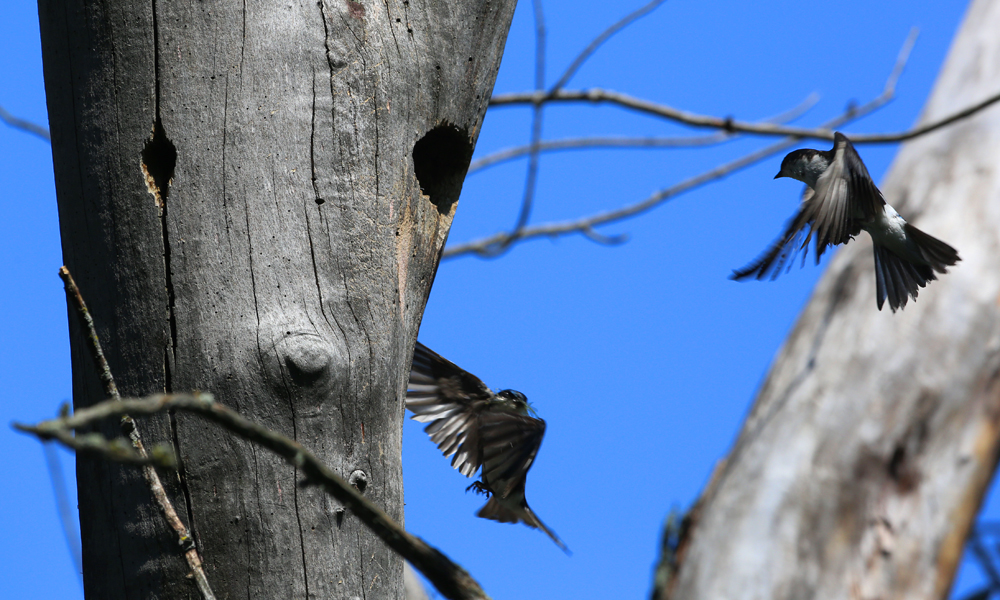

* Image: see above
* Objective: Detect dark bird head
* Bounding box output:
[775,148,829,187]
[776,149,813,179]
[496,389,536,416]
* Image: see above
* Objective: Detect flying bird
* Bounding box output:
[406,341,568,553]
[731,132,959,311]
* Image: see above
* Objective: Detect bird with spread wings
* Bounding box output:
[406,342,568,553]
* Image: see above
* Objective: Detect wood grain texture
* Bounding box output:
[665,2,1000,599]
[38,0,515,597]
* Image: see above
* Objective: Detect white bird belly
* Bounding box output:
[864,204,917,260]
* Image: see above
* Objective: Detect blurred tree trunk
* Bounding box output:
[37,0,514,598]
[662,1,1000,598]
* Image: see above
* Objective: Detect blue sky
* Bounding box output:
[0,1,991,598]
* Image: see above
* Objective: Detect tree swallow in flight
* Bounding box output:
[406,342,569,553]
[731,132,960,311]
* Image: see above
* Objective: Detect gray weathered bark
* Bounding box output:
[664,1,1000,599]
[38,0,515,598]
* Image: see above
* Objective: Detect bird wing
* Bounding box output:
[478,412,546,501]
[803,132,883,259]
[840,133,885,220]
[802,136,851,255]
[730,188,814,280]
[406,342,494,477]
[733,133,886,280]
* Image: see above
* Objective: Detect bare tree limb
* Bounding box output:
[42,442,83,582]
[488,85,1000,144]
[447,135,800,258]
[848,90,1000,143]
[482,0,671,257]
[486,28,1000,146]
[58,266,217,600]
[468,93,820,174]
[21,416,176,466]
[483,0,547,258]
[445,55,900,258]
[549,0,669,92]
[60,267,119,399]
[15,393,491,600]
[0,104,50,141]
[446,28,983,259]
[516,0,547,233]
[469,134,731,173]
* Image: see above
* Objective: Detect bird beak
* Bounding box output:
[773,172,783,179]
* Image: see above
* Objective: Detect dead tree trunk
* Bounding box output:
[37,0,515,597]
[663,1,1000,598]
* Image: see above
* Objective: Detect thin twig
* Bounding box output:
[885,28,919,94]
[478,0,667,255]
[59,268,119,399]
[847,89,1000,143]
[468,92,820,174]
[550,0,669,92]
[468,135,731,173]
[516,0,546,231]
[43,442,83,582]
[485,29,1000,146]
[485,0,547,258]
[0,104,50,141]
[489,84,1000,143]
[15,394,491,600]
[445,137,801,257]
[443,31,915,259]
[58,267,217,600]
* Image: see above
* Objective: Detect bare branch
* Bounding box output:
[550,0,669,92]
[488,80,1000,144]
[19,418,176,465]
[15,394,491,600]
[484,0,548,259]
[581,226,629,245]
[60,267,119,400]
[468,93,819,174]
[484,29,989,145]
[884,28,920,95]
[42,443,83,581]
[58,266,217,600]
[485,0,673,255]
[490,84,1000,143]
[445,136,801,258]
[0,104,50,141]
[469,134,730,173]
[445,48,905,259]
[445,29,990,259]
[516,0,547,231]
[848,89,1000,143]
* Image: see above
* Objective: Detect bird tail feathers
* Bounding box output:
[873,243,933,312]
[873,225,960,312]
[903,223,960,273]
[476,496,520,524]
[477,498,570,554]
